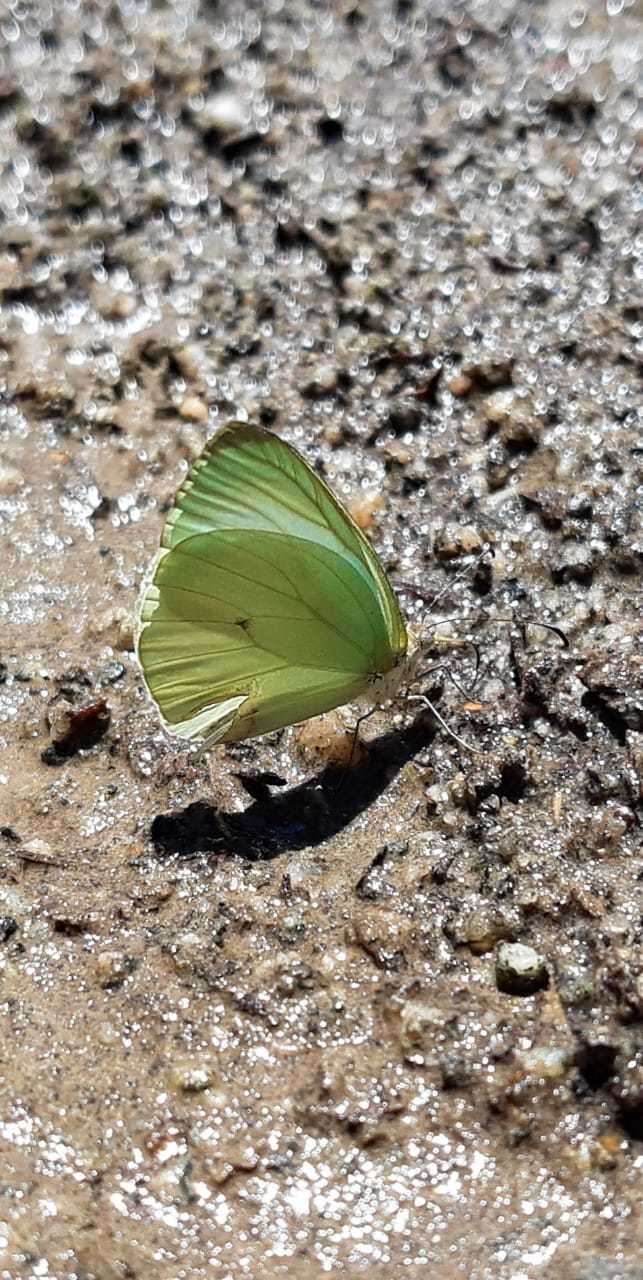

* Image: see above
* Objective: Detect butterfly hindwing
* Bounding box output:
[138,529,387,743]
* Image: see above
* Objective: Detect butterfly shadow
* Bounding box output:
[150,708,437,863]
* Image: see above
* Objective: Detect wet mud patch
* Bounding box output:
[0,1,642,1278]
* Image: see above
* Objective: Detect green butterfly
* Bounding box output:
[137,424,409,748]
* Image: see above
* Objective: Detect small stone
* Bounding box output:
[352,909,409,971]
[171,1062,217,1093]
[551,543,595,585]
[557,964,595,1009]
[179,395,209,423]
[301,364,337,397]
[400,998,444,1051]
[19,838,62,865]
[577,805,631,856]
[295,712,366,766]
[484,389,542,449]
[112,293,136,319]
[275,959,315,996]
[486,458,511,491]
[87,607,135,652]
[382,439,412,466]
[177,425,205,459]
[517,446,559,497]
[94,950,137,989]
[355,841,408,902]
[98,660,126,686]
[516,1046,571,1080]
[595,1130,626,1165]
[463,908,514,955]
[448,374,474,397]
[495,942,549,996]
[277,912,306,946]
[46,698,76,741]
[425,783,449,813]
[45,698,110,759]
[348,494,384,530]
[434,523,483,561]
[438,1052,470,1090]
[0,462,25,495]
[199,91,249,134]
[93,285,137,320]
[283,855,324,896]
[0,917,18,943]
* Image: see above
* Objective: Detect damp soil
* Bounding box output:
[0,2,642,1278]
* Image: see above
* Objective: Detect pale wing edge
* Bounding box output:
[169,694,249,746]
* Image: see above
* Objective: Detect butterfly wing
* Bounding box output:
[159,423,407,660]
[138,424,408,745]
[138,529,396,744]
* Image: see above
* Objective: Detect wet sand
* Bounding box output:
[0,2,642,1277]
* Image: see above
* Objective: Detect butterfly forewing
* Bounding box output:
[162,425,406,655]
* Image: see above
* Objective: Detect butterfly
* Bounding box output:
[137,423,411,749]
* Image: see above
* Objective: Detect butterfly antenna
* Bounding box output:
[408,693,485,755]
[398,544,495,613]
[414,639,482,699]
[485,616,569,649]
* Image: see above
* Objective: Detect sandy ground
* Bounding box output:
[0,1,642,1277]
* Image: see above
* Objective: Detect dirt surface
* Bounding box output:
[1,1,642,1277]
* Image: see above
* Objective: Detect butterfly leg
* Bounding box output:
[412,642,481,700]
[407,693,484,755]
[349,705,378,766]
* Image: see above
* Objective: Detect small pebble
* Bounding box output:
[46,698,111,758]
[348,494,384,530]
[484,389,542,448]
[46,698,77,742]
[382,440,412,466]
[302,364,337,397]
[171,1063,217,1093]
[295,712,365,766]
[517,1046,571,1080]
[277,912,306,945]
[284,855,323,895]
[0,917,18,943]
[551,544,595,584]
[19,838,60,865]
[87,607,135,652]
[179,395,209,423]
[448,374,473,397]
[94,950,136,988]
[93,285,137,320]
[464,908,512,955]
[400,999,444,1051]
[434,523,483,561]
[0,463,25,495]
[495,942,549,996]
[199,91,249,133]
